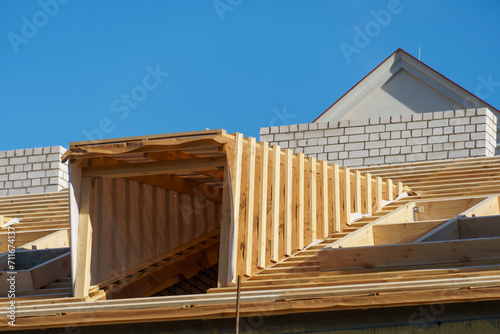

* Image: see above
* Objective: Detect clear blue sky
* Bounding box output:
[1,0,499,150]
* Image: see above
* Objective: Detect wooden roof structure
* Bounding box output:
[2,130,500,331]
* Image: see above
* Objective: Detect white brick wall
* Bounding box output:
[0,146,68,196]
[260,108,497,168]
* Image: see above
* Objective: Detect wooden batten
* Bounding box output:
[343,167,351,226]
[333,164,341,232]
[258,142,269,269]
[284,149,293,256]
[244,138,256,277]
[297,153,305,250]
[309,157,317,241]
[365,172,372,215]
[321,160,329,238]
[271,145,281,263]
[376,176,383,212]
[74,177,93,298]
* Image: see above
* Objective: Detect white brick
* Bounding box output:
[344,159,364,167]
[477,108,488,116]
[345,143,364,151]
[385,155,405,164]
[428,119,448,128]
[401,130,412,138]
[444,110,455,118]
[411,129,422,137]
[471,116,487,124]
[401,114,412,122]
[380,116,391,124]
[275,133,294,141]
[15,149,24,156]
[22,179,31,187]
[288,141,297,148]
[339,136,349,143]
[369,133,380,141]
[422,128,433,137]
[455,109,466,117]
[327,137,339,144]
[412,145,423,153]
[369,118,380,125]
[13,180,23,188]
[471,132,485,140]
[465,141,475,149]
[304,146,323,154]
[454,125,465,134]
[386,123,405,131]
[33,147,43,154]
[47,154,61,162]
[390,131,401,139]
[45,185,60,192]
[401,146,412,154]
[325,128,344,136]
[4,181,12,189]
[407,137,427,145]
[349,150,369,158]
[471,148,486,156]
[318,138,327,145]
[476,140,487,148]
[345,127,365,135]
[260,127,270,135]
[308,139,318,146]
[390,147,401,154]
[406,153,427,162]
[298,123,309,131]
[465,125,475,133]
[349,118,369,126]
[365,141,385,149]
[465,109,477,117]
[365,157,385,165]
[294,132,304,140]
[349,134,369,143]
[450,118,470,126]
[454,142,465,150]
[443,143,454,150]
[304,130,324,139]
[449,149,470,158]
[380,148,390,155]
[260,134,274,142]
[443,127,454,134]
[386,139,406,147]
[369,149,380,156]
[297,139,307,147]
[0,175,7,181]
[407,121,427,130]
[365,125,385,133]
[428,135,448,144]
[432,143,444,151]
[26,186,45,194]
[9,172,27,181]
[412,113,423,121]
[270,126,279,134]
[428,151,448,160]
[289,124,298,132]
[279,125,290,133]
[9,189,26,195]
[317,122,328,130]
[339,120,349,127]
[28,171,46,178]
[6,150,14,157]
[327,121,340,129]
[380,132,390,140]
[432,111,444,119]
[422,144,433,152]
[391,115,402,123]
[10,157,27,164]
[338,152,348,159]
[317,153,328,160]
[327,152,339,160]
[422,112,433,120]
[449,134,469,142]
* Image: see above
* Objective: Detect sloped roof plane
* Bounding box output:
[314,48,500,123]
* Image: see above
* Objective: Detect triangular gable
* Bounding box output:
[314,48,500,123]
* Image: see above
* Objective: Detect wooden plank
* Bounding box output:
[230,133,243,281]
[31,252,71,291]
[373,220,447,245]
[332,164,341,232]
[321,161,329,238]
[74,177,92,298]
[244,138,256,276]
[258,142,269,269]
[376,176,382,212]
[342,167,351,226]
[217,167,232,287]
[297,153,304,250]
[365,172,372,215]
[284,149,293,257]
[397,181,403,196]
[319,236,500,271]
[271,145,281,263]
[459,215,500,239]
[309,157,317,241]
[82,156,226,178]
[387,178,393,201]
[354,170,361,214]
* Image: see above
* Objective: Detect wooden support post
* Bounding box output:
[309,157,317,241]
[354,170,361,214]
[343,167,351,226]
[387,178,393,201]
[271,145,281,263]
[365,172,372,215]
[258,142,269,269]
[230,133,243,280]
[74,176,93,298]
[284,149,293,256]
[218,167,232,287]
[397,181,403,196]
[297,153,305,250]
[244,138,256,277]
[321,160,329,238]
[333,164,341,232]
[376,176,383,212]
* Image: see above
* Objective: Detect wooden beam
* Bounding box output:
[459,215,500,239]
[258,142,269,269]
[271,146,281,263]
[244,138,256,277]
[229,133,243,282]
[397,181,403,197]
[297,153,305,250]
[387,178,393,201]
[373,220,447,245]
[284,149,293,257]
[82,156,226,178]
[321,160,329,238]
[365,172,372,215]
[376,176,382,211]
[217,167,232,287]
[354,170,361,213]
[342,167,351,226]
[309,157,317,241]
[332,164,341,232]
[74,177,92,298]
[319,236,500,271]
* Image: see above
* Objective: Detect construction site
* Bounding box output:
[1,49,500,333]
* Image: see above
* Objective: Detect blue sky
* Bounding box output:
[1,0,499,150]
